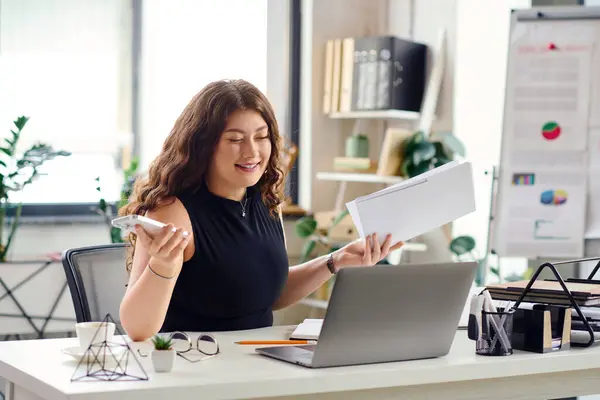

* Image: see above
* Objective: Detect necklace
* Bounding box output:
[240,192,248,217]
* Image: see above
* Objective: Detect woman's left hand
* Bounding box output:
[332,233,404,270]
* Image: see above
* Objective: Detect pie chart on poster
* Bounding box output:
[540,189,568,205]
[542,121,561,140]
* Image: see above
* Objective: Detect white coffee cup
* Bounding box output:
[75,321,115,351]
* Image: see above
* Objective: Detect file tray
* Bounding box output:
[507,257,600,349]
[511,304,571,353]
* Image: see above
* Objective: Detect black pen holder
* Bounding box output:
[476,308,515,356]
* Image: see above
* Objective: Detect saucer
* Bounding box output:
[62,345,127,363]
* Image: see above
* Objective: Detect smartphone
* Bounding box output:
[111,215,167,235]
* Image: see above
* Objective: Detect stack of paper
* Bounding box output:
[290,319,322,340]
[487,280,600,306]
[345,160,476,242]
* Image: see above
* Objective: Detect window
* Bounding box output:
[0,0,131,209]
[288,0,301,205]
[0,0,301,216]
[138,0,268,169]
[137,0,301,205]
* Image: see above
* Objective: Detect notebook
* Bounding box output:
[345,160,476,242]
[290,319,323,340]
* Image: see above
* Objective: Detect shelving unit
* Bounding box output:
[299,297,329,310]
[317,169,404,214]
[294,2,449,316]
[328,110,421,121]
[316,172,404,184]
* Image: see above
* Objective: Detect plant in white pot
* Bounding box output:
[151,335,176,373]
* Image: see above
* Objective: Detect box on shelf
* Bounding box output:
[333,157,377,173]
[314,210,358,242]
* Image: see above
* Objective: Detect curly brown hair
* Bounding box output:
[120,79,286,273]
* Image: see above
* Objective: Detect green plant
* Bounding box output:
[95,156,140,243]
[450,235,491,286]
[0,116,71,261]
[448,234,526,286]
[295,209,349,263]
[400,130,466,178]
[151,335,173,350]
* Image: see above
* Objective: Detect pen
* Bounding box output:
[482,290,511,352]
[235,340,317,345]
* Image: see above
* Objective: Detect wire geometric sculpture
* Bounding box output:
[71,313,148,382]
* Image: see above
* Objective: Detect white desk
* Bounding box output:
[1,326,600,400]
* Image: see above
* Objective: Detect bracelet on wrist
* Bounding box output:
[147,263,176,280]
[326,253,336,275]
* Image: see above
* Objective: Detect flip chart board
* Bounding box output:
[492,6,600,259]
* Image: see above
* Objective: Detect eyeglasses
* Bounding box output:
[137,331,220,363]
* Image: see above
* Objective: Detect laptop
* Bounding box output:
[256,261,478,368]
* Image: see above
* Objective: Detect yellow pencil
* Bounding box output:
[235,340,316,345]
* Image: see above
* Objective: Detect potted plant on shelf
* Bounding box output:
[0,116,71,261]
[295,209,351,263]
[151,335,176,373]
[399,130,466,178]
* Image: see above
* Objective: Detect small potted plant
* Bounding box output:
[151,335,176,373]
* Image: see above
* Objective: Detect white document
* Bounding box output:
[290,319,322,340]
[345,161,476,243]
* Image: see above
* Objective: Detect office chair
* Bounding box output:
[61,243,130,329]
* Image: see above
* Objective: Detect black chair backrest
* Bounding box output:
[62,243,129,328]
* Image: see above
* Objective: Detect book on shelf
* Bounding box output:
[333,157,377,173]
[323,35,428,115]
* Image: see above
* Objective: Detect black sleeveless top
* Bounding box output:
[160,182,289,332]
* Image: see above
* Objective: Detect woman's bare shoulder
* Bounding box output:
[145,196,189,227]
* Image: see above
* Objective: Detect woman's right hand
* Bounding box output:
[135,223,189,277]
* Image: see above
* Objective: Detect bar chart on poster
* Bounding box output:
[492,7,600,259]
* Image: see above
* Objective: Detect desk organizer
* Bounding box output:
[476,308,515,356]
[511,304,571,353]
[501,257,600,349]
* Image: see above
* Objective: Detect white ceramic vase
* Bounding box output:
[151,349,176,372]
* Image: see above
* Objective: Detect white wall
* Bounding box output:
[452,0,531,279]
[388,0,457,133]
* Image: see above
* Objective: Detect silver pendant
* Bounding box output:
[240,192,248,217]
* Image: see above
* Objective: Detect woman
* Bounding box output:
[119,79,403,341]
